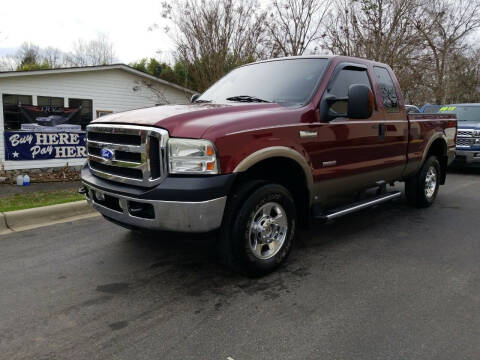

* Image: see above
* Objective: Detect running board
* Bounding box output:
[314,191,402,221]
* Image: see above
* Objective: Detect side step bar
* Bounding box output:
[315,191,402,221]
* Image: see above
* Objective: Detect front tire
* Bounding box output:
[218,182,296,277]
[405,156,441,208]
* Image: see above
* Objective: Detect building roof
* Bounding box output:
[0,63,195,95]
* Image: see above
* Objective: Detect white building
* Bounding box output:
[0,64,194,171]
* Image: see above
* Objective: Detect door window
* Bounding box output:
[328,68,372,116]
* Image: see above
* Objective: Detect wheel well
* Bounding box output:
[426,138,447,184]
[232,157,310,227]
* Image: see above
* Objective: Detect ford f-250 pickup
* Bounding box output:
[80,56,456,276]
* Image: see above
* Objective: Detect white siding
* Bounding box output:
[0,69,191,170]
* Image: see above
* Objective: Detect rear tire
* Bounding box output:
[218,182,296,277]
[405,156,441,208]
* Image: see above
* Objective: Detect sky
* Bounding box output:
[1,0,479,65]
[0,0,175,64]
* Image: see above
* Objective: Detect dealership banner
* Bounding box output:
[4,132,87,161]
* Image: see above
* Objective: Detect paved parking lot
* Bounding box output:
[1,170,479,360]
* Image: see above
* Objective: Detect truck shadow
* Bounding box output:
[107,196,417,302]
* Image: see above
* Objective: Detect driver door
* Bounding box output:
[304,64,387,202]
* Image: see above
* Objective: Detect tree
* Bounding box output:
[131,58,148,73]
[130,58,183,86]
[42,46,65,68]
[159,0,267,91]
[0,55,17,71]
[324,0,423,65]
[13,43,52,71]
[16,43,41,68]
[414,0,480,104]
[265,0,330,57]
[66,34,116,66]
[173,60,196,90]
[322,0,433,104]
[443,49,480,104]
[321,0,480,105]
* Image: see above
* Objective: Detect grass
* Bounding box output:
[0,189,84,212]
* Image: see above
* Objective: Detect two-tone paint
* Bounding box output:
[93,56,456,207]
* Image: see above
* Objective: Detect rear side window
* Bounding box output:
[373,67,399,112]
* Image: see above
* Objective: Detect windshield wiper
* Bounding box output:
[225,95,271,103]
[194,99,212,103]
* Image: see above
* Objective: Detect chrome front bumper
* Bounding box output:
[454,149,480,164]
[83,182,227,232]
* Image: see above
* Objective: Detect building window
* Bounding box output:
[68,98,93,129]
[96,110,113,118]
[2,94,33,130]
[37,96,64,107]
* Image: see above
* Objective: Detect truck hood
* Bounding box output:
[457,121,480,129]
[91,103,285,138]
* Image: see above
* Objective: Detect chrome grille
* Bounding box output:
[86,124,168,187]
[456,138,474,147]
[457,130,473,137]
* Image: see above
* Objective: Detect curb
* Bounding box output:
[0,200,99,235]
[0,212,11,235]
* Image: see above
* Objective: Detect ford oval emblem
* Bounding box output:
[100,148,114,160]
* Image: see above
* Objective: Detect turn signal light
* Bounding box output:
[206,161,216,171]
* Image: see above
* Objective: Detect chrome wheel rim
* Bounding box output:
[425,166,437,199]
[248,202,288,260]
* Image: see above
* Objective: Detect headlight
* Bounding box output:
[168,138,219,174]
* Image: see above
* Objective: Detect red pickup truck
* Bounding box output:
[81,56,456,276]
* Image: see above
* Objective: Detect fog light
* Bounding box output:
[95,191,105,201]
[119,199,128,211]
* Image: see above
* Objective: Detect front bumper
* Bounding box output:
[452,148,480,166]
[81,166,235,232]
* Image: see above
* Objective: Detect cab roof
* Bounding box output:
[245,55,390,68]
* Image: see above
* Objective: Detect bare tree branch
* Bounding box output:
[414,0,480,103]
[266,0,330,56]
[159,0,267,91]
[66,34,116,67]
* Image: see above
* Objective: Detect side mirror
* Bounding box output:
[347,84,374,119]
[190,93,201,103]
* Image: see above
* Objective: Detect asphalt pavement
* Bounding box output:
[0,170,479,360]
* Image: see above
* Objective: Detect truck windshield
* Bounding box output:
[197,59,329,107]
[438,105,480,122]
